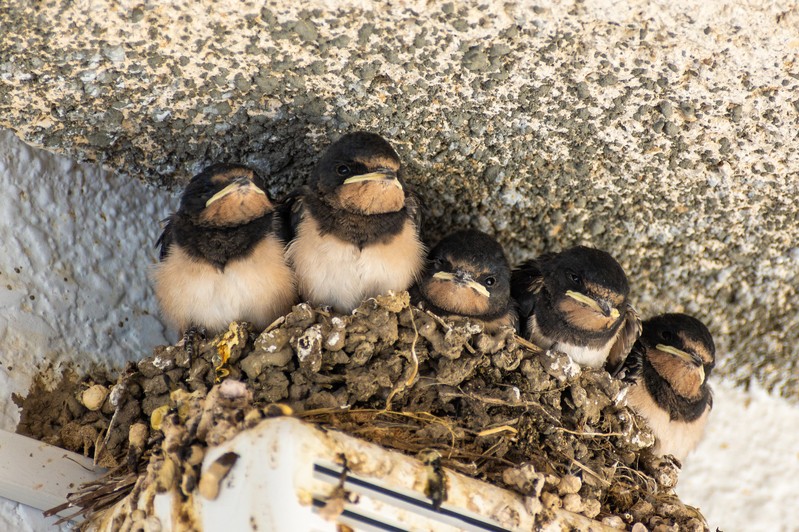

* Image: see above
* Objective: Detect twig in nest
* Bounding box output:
[475,438,510,469]
[554,427,626,438]
[476,425,518,437]
[385,306,421,410]
[46,464,136,524]
[616,464,658,494]
[565,456,611,487]
[423,309,452,330]
[438,389,563,427]
[296,405,352,418]
[263,315,286,334]
[514,334,543,353]
[421,309,476,354]
[299,408,458,452]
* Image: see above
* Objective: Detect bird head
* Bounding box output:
[547,246,630,332]
[421,229,511,317]
[312,131,406,215]
[179,164,274,227]
[642,313,716,398]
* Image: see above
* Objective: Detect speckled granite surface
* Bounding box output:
[1,1,798,398]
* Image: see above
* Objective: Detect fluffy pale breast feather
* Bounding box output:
[527,314,618,368]
[286,215,425,313]
[152,235,297,335]
[626,382,710,461]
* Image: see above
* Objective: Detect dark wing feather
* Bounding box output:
[404,188,423,235]
[155,216,176,261]
[608,303,643,377]
[605,304,646,382]
[616,339,645,382]
[510,259,545,332]
[273,187,307,245]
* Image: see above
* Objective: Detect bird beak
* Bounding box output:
[205,178,266,207]
[565,290,620,319]
[433,271,490,297]
[343,168,403,190]
[656,344,704,366]
[658,344,706,382]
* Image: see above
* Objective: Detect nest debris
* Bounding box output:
[16,292,707,531]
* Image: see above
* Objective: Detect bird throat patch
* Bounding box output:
[648,349,705,400]
[424,279,490,316]
[557,297,617,331]
[337,181,405,215]
[200,189,273,226]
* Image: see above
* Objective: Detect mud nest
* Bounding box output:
[16,292,707,531]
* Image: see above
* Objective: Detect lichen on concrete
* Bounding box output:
[1,1,799,399]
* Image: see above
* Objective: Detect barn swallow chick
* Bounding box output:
[152,164,296,342]
[623,313,715,461]
[511,246,640,370]
[284,132,426,313]
[411,230,516,333]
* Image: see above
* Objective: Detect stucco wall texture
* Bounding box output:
[1,1,798,398]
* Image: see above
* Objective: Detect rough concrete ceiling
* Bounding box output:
[1,0,798,398]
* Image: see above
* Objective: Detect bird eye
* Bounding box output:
[661,330,676,343]
[336,164,351,176]
[484,276,496,287]
[569,273,582,285]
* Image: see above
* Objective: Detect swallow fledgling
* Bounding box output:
[622,313,715,461]
[511,246,640,370]
[283,132,426,313]
[411,229,516,333]
[152,164,297,341]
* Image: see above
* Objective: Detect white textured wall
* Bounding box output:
[0,129,174,529]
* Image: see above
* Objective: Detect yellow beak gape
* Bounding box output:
[565,290,619,319]
[343,172,403,189]
[656,344,694,364]
[205,181,265,207]
[656,344,705,382]
[433,271,490,297]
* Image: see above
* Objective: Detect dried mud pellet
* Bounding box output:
[155,457,176,492]
[79,384,110,411]
[602,516,626,529]
[185,444,205,467]
[562,493,583,513]
[558,474,582,495]
[129,422,148,448]
[582,498,601,519]
[631,500,655,521]
[501,465,545,497]
[540,491,562,510]
[150,404,170,431]
[143,375,169,396]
